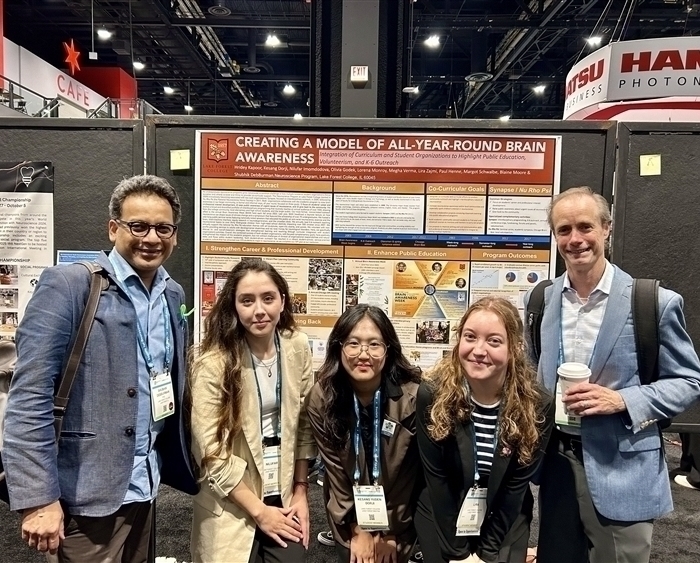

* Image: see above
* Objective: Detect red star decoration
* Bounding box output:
[63,39,81,75]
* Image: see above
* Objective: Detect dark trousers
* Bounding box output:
[247,496,306,563]
[537,431,653,563]
[680,432,700,486]
[46,501,153,563]
[414,503,529,563]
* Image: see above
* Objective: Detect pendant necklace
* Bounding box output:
[256,356,277,377]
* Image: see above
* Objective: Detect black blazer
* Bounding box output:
[416,381,554,563]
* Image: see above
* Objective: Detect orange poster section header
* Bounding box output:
[472,249,550,262]
[488,184,553,196]
[201,131,557,184]
[344,247,470,260]
[295,316,339,328]
[202,178,333,192]
[202,243,344,258]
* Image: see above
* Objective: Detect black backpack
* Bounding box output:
[526,278,660,386]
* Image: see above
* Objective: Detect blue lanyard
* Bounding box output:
[134,294,171,377]
[470,405,500,486]
[353,388,382,485]
[249,333,282,439]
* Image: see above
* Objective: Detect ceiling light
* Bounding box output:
[97,28,112,40]
[133,61,145,70]
[402,86,420,94]
[293,113,303,120]
[283,84,296,95]
[499,115,511,121]
[266,34,281,47]
[587,36,603,46]
[424,35,440,48]
[184,104,193,112]
[163,86,174,94]
[532,84,546,94]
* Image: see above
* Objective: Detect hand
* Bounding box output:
[21,501,65,554]
[374,533,397,563]
[253,505,303,548]
[289,487,310,549]
[350,529,376,563]
[563,382,626,416]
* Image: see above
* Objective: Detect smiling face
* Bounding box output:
[108,193,177,288]
[458,310,509,392]
[552,194,610,276]
[341,316,387,393]
[234,271,285,341]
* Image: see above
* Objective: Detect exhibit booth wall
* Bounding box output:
[614,122,700,431]
[145,116,617,307]
[0,117,143,252]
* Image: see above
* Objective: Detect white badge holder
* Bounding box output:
[353,484,390,531]
[555,380,581,428]
[263,445,282,497]
[150,372,175,422]
[456,487,487,536]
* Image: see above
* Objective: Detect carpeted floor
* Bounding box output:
[1,436,698,563]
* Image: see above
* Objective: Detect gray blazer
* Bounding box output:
[526,265,700,520]
[3,252,196,516]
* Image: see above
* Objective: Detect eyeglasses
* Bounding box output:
[115,219,178,239]
[342,341,388,359]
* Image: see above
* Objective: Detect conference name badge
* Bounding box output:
[353,485,389,531]
[150,372,175,422]
[263,445,281,497]
[456,487,487,536]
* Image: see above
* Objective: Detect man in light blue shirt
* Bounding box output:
[3,175,196,562]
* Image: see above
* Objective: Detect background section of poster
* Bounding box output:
[0,161,55,340]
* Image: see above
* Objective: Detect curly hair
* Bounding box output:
[316,305,421,451]
[189,258,296,473]
[425,296,545,466]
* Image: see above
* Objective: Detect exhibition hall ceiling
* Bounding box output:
[3,0,699,119]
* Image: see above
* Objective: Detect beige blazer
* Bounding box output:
[189,330,316,563]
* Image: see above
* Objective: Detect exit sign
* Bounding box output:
[350,66,369,82]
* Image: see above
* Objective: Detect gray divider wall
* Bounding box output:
[614,122,700,431]
[0,117,143,253]
[146,116,617,307]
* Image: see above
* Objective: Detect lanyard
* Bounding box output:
[249,332,282,439]
[470,404,500,486]
[134,294,171,377]
[353,388,382,485]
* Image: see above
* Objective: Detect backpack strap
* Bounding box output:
[53,262,108,437]
[526,279,553,362]
[632,278,660,386]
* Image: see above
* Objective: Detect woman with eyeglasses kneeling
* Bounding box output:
[189,258,316,563]
[415,297,554,563]
[306,305,423,563]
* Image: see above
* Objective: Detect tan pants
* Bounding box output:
[46,501,153,563]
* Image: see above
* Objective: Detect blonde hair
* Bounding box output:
[425,296,545,465]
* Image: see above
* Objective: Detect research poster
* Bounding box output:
[195,131,561,370]
[0,161,55,341]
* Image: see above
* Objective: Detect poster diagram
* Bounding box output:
[195,131,560,370]
[0,161,55,340]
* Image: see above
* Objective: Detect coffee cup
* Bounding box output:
[558,362,591,407]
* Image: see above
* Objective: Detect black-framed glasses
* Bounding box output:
[115,219,178,239]
[342,341,388,359]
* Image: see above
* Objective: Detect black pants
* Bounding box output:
[246,496,306,563]
[680,432,700,486]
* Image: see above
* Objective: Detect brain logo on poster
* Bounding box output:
[208,139,229,162]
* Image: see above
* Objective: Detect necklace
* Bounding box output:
[255,355,277,378]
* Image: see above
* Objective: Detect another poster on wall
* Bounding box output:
[0,161,55,341]
[194,130,561,370]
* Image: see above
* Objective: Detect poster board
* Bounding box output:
[194,129,562,370]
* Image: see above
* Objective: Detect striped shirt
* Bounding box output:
[471,398,500,479]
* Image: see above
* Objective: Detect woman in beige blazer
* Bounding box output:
[189,258,316,563]
[306,305,423,563]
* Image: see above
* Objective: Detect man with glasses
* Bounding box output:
[3,175,196,562]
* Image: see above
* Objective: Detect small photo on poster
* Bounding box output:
[415,320,451,344]
[0,289,19,310]
[308,258,342,291]
[292,294,308,314]
[0,265,19,286]
[0,162,54,193]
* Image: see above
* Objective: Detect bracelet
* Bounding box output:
[293,481,309,489]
